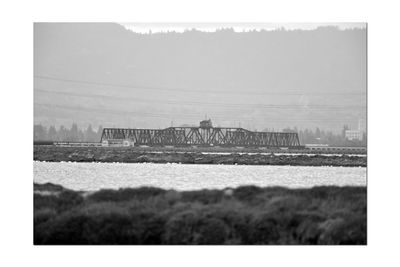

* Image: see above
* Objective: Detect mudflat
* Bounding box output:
[34,146,367,167]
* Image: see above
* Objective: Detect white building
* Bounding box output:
[345,130,363,141]
[102,139,134,147]
[345,118,365,141]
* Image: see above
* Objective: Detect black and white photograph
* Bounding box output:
[4,0,400,266]
[33,22,367,245]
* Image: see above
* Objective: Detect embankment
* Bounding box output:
[34,183,367,245]
[34,146,366,167]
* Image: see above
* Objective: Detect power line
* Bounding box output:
[35,87,366,110]
[35,103,363,123]
[34,74,366,96]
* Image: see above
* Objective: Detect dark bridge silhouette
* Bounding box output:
[101,120,301,148]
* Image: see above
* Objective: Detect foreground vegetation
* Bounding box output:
[34,183,366,245]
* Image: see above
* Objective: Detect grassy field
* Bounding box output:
[34,183,366,245]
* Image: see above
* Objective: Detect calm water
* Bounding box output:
[33,161,366,191]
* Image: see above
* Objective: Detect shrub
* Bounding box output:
[233,185,264,202]
[34,208,58,244]
[200,203,250,243]
[34,190,83,212]
[292,211,326,244]
[33,184,367,245]
[140,214,167,244]
[163,210,199,244]
[93,213,140,244]
[247,213,280,244]
[34,183,65,192]
[57,191,84,210]
[194,217,229,244]
[180,189,224,204]
[36,209,139,245]
[265,195,306,213]
[318,214,367,245]
[163,210,229,245]
[34,208,57,225]
[87,187,166,202]
[36,213,97,245]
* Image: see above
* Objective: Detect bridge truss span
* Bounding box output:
[101,125,301,148]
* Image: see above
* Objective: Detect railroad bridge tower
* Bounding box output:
[199,119,213,145]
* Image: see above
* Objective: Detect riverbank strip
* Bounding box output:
[34,146,367,167]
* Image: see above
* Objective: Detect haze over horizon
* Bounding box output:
[120,22,366,34]
[34,23,366,133]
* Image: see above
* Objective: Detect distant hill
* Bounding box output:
[34,23,366,132]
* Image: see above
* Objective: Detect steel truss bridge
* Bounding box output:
[100,126,301,148]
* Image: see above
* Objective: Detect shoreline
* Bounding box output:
[34,143,367,155]
[34,146,367,167]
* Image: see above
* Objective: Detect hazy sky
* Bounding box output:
[34,23,366,132]
[120,22,366,34]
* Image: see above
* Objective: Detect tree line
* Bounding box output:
[34,124,103,142]
[33,123,366,147]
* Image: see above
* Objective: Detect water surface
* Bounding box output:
[34,161,366,191]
